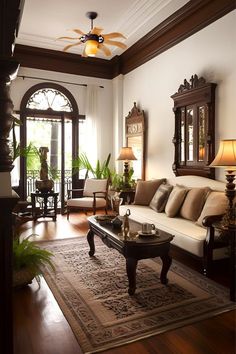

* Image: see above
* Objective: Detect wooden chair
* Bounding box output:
[66,178,109,220]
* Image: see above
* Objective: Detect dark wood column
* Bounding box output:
[0,0,25,352]
[0,59,19,171]
[0,59,20,354]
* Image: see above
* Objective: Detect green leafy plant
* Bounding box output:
[72,152,111,179]
[11,115,38,163]
[13,236,55,287]
[110,167,135,191]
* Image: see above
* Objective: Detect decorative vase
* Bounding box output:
[35,179,54,193]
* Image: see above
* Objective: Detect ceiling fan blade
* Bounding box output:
[91,27,103,35]
[57,36,79,40]
[103,32,126,40]
[98,43,111,56]
[103,39,127,49]
[72,28,85,35]
[63,41,82,52]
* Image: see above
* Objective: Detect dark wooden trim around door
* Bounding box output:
[13,0,235,78]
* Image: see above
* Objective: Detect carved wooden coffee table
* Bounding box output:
[87,215,174,295]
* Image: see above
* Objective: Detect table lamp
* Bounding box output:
[210,139,236,227]
[117,147,137,188]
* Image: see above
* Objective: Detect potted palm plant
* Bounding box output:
[13,236,55,288]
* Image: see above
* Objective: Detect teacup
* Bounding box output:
[142,223,155,234]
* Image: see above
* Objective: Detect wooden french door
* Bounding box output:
[19,112,81,214]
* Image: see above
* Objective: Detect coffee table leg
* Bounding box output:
[87,230,95,256]
[126,258,137,295]
[160,254,172,284]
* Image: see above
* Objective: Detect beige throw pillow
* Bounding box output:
[149,184,173,212]
[180,187,210,221]
[133,179,166,206]
[165,185,188,217]
[196,191,228,226]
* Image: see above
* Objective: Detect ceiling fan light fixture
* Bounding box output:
[59,11,127,57]
[85,39,99,56]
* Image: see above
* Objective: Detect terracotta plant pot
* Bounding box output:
[13,268,36,288]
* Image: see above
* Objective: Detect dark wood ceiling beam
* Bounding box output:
[120,0,236,74]
[13,0,235,79]
[14,45,114,79]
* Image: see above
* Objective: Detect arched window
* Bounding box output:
[16,83,85,212]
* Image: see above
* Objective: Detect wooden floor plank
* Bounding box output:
[14,212,236,354]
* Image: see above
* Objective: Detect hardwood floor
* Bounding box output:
[14,212,236,354]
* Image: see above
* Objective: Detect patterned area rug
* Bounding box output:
[40,237,235,354]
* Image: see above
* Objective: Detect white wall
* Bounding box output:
[122,10,236,182]
[10,67,114,163]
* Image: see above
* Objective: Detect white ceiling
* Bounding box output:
[17,0,190,59]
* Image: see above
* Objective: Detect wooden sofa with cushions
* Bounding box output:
[120,175,230,275]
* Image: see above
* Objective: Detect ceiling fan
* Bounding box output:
[58,11,127,57]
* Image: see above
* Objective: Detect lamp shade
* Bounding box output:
[210,139,236,169]
[85,40,99,56]
[117,147,137,161]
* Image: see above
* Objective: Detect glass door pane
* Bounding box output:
[64,118,72,204]
[26,117,62,205]
[198,106,206,161]
[186,107,194,162]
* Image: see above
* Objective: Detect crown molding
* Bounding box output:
[14,45,114,79]
[120,0,236,74]
[13,0,235,79]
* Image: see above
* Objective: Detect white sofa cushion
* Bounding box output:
[167,175,225,191]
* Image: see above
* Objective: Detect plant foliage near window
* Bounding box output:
[11,115,37,163]
[72,152,111,179]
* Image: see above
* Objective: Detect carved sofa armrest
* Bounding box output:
[202,214,224,227]
[202,213,224,275]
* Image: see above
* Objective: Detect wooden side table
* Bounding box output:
[228,225,236,302]
[119,189,135,205]
[213,222,236,302]
[31,191,58,221]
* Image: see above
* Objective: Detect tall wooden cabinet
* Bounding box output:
[171,74,217,179]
